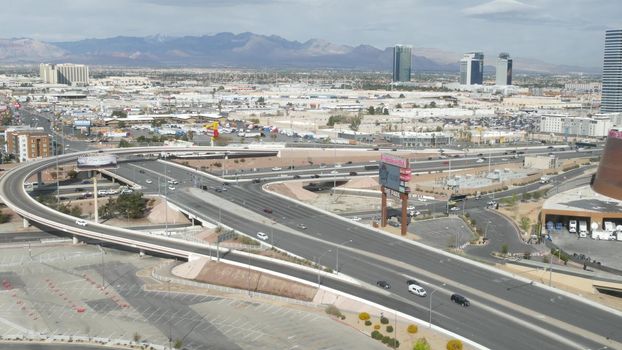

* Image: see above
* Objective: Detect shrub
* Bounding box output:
[382,335,391,344]
[414,338,431,350]
[447,339,463,350]
[386,338,400,348]
[374,324,381,330]
[407,324,418,334]
[371,330,383,340]
[325,305,343,318]
[386,325,394,333]
[358,312,370,321]
[380,316,389,324]
[365,320,372,326]
[501,244,509,255]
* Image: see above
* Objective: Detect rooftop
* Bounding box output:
[543,185,622,213]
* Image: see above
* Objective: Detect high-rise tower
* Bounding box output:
[495,53,512,86]
[601,29,622,113]
[392,45,412,82]
[459,52,484,85]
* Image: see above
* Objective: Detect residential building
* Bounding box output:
[539,114,613,137]
[459,52,484,85]
[392,45,412,82]
[39,63,89,86]
[601,29,622,113]
[5,130,52,162]
[495,53,512,86]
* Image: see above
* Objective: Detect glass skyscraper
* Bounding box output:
[601,29,622,113]
[495,53,512,86]
[459,52,484,85]
[392,45,412,82]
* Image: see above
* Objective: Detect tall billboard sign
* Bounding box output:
[76,154,118,170]
[379,154,410,194]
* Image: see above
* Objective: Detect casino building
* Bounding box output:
[540,129,622,233]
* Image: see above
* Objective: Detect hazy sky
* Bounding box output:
[2,0,620,67]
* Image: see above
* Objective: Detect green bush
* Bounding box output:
[501,244,509,255]
[371,330,383,340]
[358,312,371,321]
[447,339,463,350]
[380,316,389,324]
[386,338,400,348]
[386,325,393,333]
[414,338,431,350]
[382,335,391,344]
[365,320,372,326]
[407,324,418,334]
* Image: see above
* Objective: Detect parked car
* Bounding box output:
[450,293,470,307]
[256,232,269,241]
[145,179,153,184]
[376,281,391,289]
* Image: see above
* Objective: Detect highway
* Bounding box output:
[0,136,617,348]
[104,154,620,350]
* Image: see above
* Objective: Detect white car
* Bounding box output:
[256,232,269,240]
[271,167,282,171]
[168,186,175,191]
[334,164,342,168]
[145,179,153,184]
[450,207,460,212]
[350,216,362,222]
[330,170,339,174]
[408,283,427,297]
[75,219,87,227]
[407,206,416,211]
[476,158,485,163]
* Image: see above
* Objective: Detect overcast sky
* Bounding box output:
[2,0,620,68]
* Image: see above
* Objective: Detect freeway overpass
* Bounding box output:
[0,146,620,350]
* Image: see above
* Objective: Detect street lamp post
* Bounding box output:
[336,239,353,274]
[317,249,332,287]
[428,283,445,328]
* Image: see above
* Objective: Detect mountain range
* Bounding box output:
[0,32,599,74]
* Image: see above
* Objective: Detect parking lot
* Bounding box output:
[550,230,622,271]
[0,243,384,350]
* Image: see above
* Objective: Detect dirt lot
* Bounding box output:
[188,260,318,301]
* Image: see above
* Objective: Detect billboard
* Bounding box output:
[381,153,409,168]
[379,162,401,191]
[77,154,118,170]
[74,119,91,127]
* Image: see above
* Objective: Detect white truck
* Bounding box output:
[591,229,611,240]
[604,221,615,232]
[579,221,588,238]
[569,220,577,233]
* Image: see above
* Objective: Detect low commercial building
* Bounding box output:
[539,114,613,137]
[524,155,558,170]
[337,130,374,143]
[381,132,452,147]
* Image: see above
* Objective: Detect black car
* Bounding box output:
[376,281,391,289]
[312,174,320,178]
[406,279,420,286]
[293,175,301,179]
[349,171,358,176]
[252,179,261,183]
[263,208,273,214]
[139,170,145,174]
[450,293,470,307]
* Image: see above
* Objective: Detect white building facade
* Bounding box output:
[39,63,89,86]
[539,114,613,137]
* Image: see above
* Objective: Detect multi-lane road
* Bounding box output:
[3,110,619,350]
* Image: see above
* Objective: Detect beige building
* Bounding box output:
[6,130,52,162]
[39,63,89,86]
[524,155,558,170]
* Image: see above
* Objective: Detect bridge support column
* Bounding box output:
[22,218,30,228]
[139,250,145,258]
[36,172,43,187]
[72,236,79,245]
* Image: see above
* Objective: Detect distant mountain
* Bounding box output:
[0,33,599,74]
